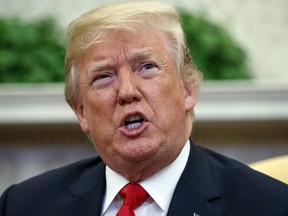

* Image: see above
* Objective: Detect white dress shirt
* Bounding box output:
[101,140,190,216]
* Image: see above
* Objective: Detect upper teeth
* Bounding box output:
[126,115,142,122]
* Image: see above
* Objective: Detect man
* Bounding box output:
[1,2,288,216]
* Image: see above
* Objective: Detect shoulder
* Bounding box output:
[196,144,288,191]
[12,156,103,190]
[195,145,288,213]
[0,156,104,215]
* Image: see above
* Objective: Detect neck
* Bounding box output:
[112,115,193,182]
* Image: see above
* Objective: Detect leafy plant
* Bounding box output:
[0,17,65,82]
[0,12,250,82]
[181,11,251,80]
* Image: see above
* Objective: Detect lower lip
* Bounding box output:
[119,121,148,137]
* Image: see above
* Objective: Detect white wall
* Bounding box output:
[0,0,288,81]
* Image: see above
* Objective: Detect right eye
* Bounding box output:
[95,73,112,80]
[92,72,115,87]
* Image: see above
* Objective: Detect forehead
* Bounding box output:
[82,29,169,61]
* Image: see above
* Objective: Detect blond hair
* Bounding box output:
[64,1,203,107]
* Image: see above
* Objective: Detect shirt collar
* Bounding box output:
[102,140,190,214]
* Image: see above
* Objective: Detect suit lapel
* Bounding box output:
[56,160,106,216]
[167,142,224,216]
[54,142,225,216]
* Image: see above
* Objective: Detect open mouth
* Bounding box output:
[124,114,144,130]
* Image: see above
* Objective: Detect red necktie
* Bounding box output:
[116,183,149,216]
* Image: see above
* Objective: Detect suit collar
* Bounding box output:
[167,142,224,216]
[54,141,224,216]
[56,158,106,216]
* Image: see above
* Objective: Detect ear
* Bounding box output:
[184,85,197,112]
[72,102,90,133]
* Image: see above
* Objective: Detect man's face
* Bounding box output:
[74,30,196,180]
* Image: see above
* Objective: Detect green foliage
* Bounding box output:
[0,17,65,82]
[0,12,250,82]
[181,11,251,80]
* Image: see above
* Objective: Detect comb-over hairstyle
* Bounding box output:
[64,2,203,107]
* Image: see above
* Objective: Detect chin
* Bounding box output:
[119,139,159,160]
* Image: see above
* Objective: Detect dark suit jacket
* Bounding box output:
[1,142,288,216]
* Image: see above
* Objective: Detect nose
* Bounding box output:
[116,68,142,105]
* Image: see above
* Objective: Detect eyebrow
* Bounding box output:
[128,48,155,63]
[88,59,115,73]
[88,48,160,73]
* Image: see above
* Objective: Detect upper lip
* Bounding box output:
[120,111,148,127]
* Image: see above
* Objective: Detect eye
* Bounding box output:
[92,72,115,88]
[136,62,159,78]
[143,63,155,70]
[95,73,112,80]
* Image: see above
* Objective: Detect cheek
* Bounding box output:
[84,92,115,127]
[149,81,186,120]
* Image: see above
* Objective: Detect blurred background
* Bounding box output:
[0,0,288,193]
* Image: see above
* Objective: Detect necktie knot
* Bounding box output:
[117,183,148,216]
